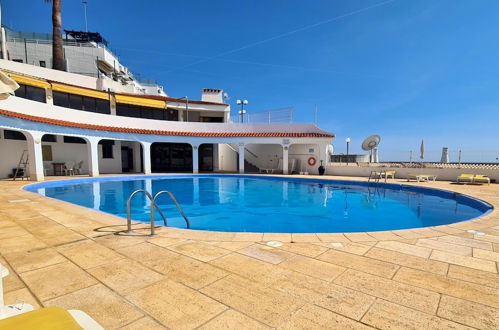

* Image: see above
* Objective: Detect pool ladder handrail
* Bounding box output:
[126,189,190,236]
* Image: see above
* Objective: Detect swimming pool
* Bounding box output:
[25,175,492,233]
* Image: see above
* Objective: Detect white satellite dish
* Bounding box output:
[361,135,381,163]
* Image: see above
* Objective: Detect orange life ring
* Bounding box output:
[307,157,317,166]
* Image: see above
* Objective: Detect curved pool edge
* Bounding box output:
[19,173,497,241]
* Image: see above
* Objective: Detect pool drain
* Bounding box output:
[266,241,283,247]
[331,242,344,248]
[467,229,485,235]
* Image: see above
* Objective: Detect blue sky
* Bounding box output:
[3,0,499,161]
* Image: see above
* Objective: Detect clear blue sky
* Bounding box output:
[3,0,499,161]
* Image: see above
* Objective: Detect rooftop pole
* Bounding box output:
[82,1,88,32]
[0,1,6,60]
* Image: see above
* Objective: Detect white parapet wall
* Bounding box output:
[326,165,499,182]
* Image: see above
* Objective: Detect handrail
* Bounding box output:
[152,191,190,229]
[126,189,168,235]
[224,144,258,158]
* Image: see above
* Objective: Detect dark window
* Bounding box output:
[53,91,110,114]
[13,59,23,63]
[166,108,179,121]
[53,91,70,108]
[82,96,95,112]
[4,130,26,140]
[201,117,224,123]
[14,84,46,103]
[69,94,84,110]
[140,108,155,119]
[41,134,57,142]
[95,99,111,114]
[116,103,178,121]
[39,60,46,67]
[99,140,114,159]
[63,136,86,144]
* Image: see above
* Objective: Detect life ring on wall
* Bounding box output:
[307,157,317,166]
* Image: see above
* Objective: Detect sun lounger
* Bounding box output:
[0,307,103,329]
[473,175,490,185]
[456,174,475,184]
[381,170,396,179]
[407,174,437,182]
[457,174,491,185]
[1,263,33,319]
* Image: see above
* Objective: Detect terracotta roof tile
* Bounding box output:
[0,109,335,138]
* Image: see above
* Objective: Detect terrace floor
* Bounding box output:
[0,175,498,329]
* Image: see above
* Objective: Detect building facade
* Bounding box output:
[0,60,334,181]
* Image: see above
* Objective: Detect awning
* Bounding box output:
[9,72,50,89]
[115,94,167,109]
[51,82,109,100]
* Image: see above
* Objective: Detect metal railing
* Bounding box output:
[126,189,189,236]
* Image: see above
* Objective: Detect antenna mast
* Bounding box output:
[82,1,88,32]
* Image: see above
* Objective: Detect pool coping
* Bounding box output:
[18,173,499,243]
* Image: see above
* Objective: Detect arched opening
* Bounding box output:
[150,143,193,172]
[0,128,28,179]
[97,139,143,174]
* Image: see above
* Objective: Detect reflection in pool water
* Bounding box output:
[27,175,492,233]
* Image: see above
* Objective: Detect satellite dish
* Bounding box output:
[362,135,381,151]
[361,135,381,162]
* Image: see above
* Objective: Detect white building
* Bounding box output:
[1,28,167,96]
[0,59,334,181]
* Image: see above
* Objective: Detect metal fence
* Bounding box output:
[246,107,293,123]
[375,150,499,164]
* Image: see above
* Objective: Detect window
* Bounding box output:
[41,134,57,142]
[116,103,178,121]
[13,59,23,63]
[69,94,83,110]
[201,117,224,123]
[53,91,110,114]
[63,136,86,144]
[39,60,46,67]
[3,130,26,140]
[14,84,46,103]
[99,140,114,159]
[53,91,70,108]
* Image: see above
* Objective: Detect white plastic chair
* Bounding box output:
[43,163,52,176]
[74,161,84,175]
[63,161,75,176]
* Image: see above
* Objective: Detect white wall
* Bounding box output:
[218,144,238,172]
[326,165,499,182]
[245,144,282,169]
[0,133,27,178]
[97,140,122,174]
[0,132,144,178]
[41,137,89,175]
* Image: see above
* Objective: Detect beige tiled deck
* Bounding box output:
[1,175,499,329]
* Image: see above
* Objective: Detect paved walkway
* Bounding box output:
[0,175,498,329]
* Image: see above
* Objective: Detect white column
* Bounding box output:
[192,144,199,174]
[238,143,245,174]
[213,144,219,171]
[282,145,289,175]
[26,132,44,181]
[86,137,100,177]
[141,142,152,174]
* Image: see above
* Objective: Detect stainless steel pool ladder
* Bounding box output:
[126,190,190,236]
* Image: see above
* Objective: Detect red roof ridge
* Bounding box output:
[0,109,334,138]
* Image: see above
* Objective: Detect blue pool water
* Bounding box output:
[25,175,492,233]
